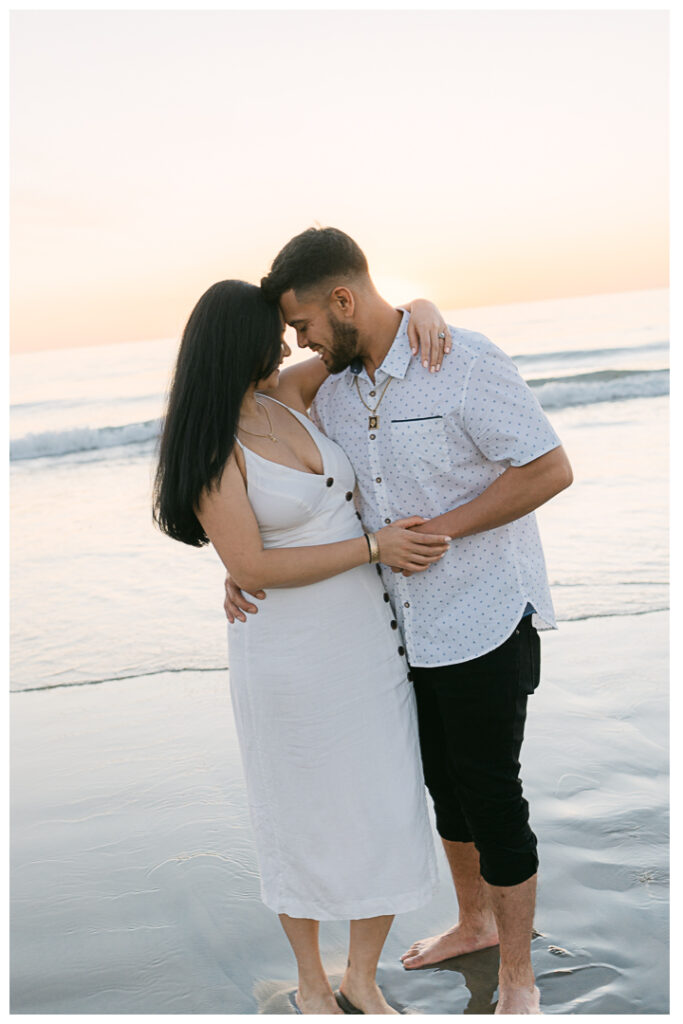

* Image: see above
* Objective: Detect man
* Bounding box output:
[224,227,573,1014]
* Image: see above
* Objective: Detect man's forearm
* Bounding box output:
[413,446,573,540]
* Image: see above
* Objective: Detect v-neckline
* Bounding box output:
[236,396,327,478]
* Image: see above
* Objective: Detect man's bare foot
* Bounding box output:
[294,985,344,1014]
[400,920,499,969]
[338,976,399,1014]
[495,983,541,1014]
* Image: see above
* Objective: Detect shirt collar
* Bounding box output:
[346,308,412,384]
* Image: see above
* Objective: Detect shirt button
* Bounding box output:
[390,620,397,630]
[398,646,405,656]
[356,512,362,520]
[384,518,391,525]
[375,477,382,483]
[407,671,413,682]
[369,434,376,440]
[404,601,410,608]
[326,477,334,487]
[383,593,390,603]
[376,565,382,577]
[345,491,353,501]
[369,390,376,397]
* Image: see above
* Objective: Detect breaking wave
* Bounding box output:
[10,368,669,463]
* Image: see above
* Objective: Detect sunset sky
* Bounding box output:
[10,8,668,353]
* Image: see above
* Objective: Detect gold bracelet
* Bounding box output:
[366,532,380,564]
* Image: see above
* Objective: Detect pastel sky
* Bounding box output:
[10,9,668,353]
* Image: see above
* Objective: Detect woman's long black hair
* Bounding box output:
[153,280,283,546]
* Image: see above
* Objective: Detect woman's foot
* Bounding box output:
[338,975,399,1014]
[294,983,344,1014]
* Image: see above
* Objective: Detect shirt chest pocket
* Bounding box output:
[389,416,452,479]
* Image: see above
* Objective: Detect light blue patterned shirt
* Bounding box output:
[310,310,561,666]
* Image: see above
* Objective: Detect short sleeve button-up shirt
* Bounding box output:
[310,310,561,667]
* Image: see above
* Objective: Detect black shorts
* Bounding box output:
[410,615,540,888]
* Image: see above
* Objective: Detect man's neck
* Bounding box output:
[356,298,403,383]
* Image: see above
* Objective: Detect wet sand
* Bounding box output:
[10,611,668,1014]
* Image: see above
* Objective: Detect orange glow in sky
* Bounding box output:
[10,9,668,353]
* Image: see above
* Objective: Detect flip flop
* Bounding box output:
[335,989,409,1015]
[289,990,302,1014]
[334,990,364,1014]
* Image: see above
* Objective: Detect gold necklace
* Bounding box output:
[238,399,278,443]
[354,375,393,430]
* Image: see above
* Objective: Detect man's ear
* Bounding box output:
[329,286,355,319]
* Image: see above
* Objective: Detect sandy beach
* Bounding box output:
[10,611,668,1014]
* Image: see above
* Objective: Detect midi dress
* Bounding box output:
[227,399,438,920]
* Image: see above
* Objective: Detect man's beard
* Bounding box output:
[325,314,360,374]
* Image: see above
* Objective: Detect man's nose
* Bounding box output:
[296,332,307,349]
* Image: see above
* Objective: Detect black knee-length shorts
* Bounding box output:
[410,615,540,888]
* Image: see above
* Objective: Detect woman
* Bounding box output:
[153,281,450,1015]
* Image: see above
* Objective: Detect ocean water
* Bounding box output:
[10,288,669,694]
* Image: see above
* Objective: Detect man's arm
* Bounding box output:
[411,341,572,541]
[411,445,573,540]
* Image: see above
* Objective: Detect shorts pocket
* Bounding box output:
[518,620,541,695]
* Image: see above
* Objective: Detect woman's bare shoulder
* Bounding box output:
[259,356,329,413]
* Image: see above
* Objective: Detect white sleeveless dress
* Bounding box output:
[228,399,438,920]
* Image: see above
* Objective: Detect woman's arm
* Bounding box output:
[403,299,452,371]
[197,454,450,595]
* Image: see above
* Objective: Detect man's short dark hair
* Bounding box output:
[260,227,369,303]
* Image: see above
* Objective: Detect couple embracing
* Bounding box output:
[154,227,573,1015]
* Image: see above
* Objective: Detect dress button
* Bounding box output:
[326,477,334,487]
[390,620,397,630]
[398,646,405,656]
[369,390,376,397]
[356,512,362,520]
[407,671,413,682]
[375,477,382,483]
[404,601,410,608]
[369,434,376,440]
[383,593,390,603]
[384,518,391,525]
[376,565,382,577]
[345,491,353,501]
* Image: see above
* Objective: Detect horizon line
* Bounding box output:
[10,283,669,357]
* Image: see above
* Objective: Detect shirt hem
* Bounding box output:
[407,602,557,668]
[509,439,562,468]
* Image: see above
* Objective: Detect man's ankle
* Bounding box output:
[498,968,535,990]
[458,911,497,934]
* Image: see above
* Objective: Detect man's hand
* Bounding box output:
[224,574,265,623]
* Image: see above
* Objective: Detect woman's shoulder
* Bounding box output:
[255,391,307,417]
[261,355,329,412]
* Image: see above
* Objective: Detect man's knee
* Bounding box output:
[475,823,539,887]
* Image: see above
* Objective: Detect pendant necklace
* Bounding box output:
[238,399,278,442]
[354,374,393,430]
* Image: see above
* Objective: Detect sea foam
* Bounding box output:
[10,418,162,462]
[10,367,669,462]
